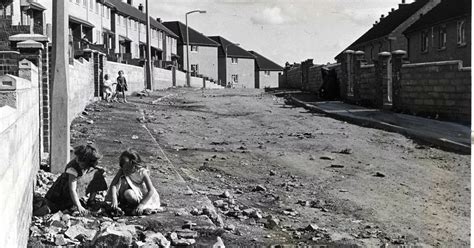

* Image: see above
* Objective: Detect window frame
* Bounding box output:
[457,19,466,46]
[420,29,429,53]
[231,58,238,64]
[190,45,198,52]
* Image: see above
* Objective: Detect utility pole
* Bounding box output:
[145,0,152,90]
[185,10,206,87]
[51,0,70,172]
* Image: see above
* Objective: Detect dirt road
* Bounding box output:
[71,88,470,247]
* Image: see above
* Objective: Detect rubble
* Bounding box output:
[265,216,280,229]
[212,237,225,248]
[93,226,134,247]
[143,231,170,248]
[252,185,267,192]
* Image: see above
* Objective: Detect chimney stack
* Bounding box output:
[402,0,406,3]
[127,0,133,6]
[138,3,144,12]
[381,14,385,19]
[156,18,162,23]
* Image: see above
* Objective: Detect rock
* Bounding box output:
[93,227,133,247]
[213,200,226,208]
[190,208,201,216]
[132,135,139,140]
[305,224,319,231]
[265,216,279,229]
[54,234,67,246]
[220,190,231,198]
[172,238,196,246]
[330,164,344,168]
[309,155,315,160]
[86,120,94,125]
[252,185,266,192]
[212,237,225,248]
[47,211,64,224]
[176,229,198,239]
[374,172,386,178]
[224,224,235,231]
[269,170,277,176]
[250,211,263,219]
[144,231,170,248]
[337,148,353,154]
[65,224,97,241]
[319,155,334,160]
[296,200,310,207]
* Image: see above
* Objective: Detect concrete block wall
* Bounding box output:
[306,65,324,94]
[357,65,377,105]
[68,58,95,123]
[396,61,471,123]
[285,65,302,89]
[0,62,40,248]
[104,61,146,95]
[152,67,174,90]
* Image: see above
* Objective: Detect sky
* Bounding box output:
[145,0,417,65]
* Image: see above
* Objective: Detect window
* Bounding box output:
[107,8,110,19]
[457,20,466,46]
[96,2,99,13]
[76,0,80,4]
[134,21,137,30]
[136,44,139,56]
[96,30,101,44]
[90,0,94,10]
[83,0,86,8]
[264,71,271,76]
[438,25,446,50]
[191,64,199,74]
[231,74,238,84]
[190,45,198,52]
[231,58,238,64]
[421,30,429,53]
[102,5,105,17]
[118,15,121,25]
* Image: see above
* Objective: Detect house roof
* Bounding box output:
[248,51,283,71]
[404,0,471,34]
[208,36,255,59]
[336,0,431,58]
[107,0,178,38]
[162,21,219,47]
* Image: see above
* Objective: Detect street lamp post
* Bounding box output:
[185,10,206,87]
[224,43,239,87]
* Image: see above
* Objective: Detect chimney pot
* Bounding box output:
[138,3,143,12]
[402,0,406,3]
[381,14,385,18]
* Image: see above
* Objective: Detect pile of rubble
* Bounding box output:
[28,210,223,247]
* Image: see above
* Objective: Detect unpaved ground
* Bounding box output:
[63,88,469,247]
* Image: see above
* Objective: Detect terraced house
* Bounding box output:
[209,36,255,88]
[248,51,283,89]
[34,0,178,66]
[163,21,219,82]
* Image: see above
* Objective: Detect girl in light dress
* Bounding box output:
[106,149,163,215]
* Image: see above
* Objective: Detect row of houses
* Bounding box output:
[335,0,470,66]
[2,0,282,88]
[280,0,471,123]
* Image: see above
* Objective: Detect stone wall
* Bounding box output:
[395,61,471,123]
[68,58,95,122]
[282,65,302,89]
[357,64,377,106]
[0,62,40,248]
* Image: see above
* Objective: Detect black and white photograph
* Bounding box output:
[0,0,471,247]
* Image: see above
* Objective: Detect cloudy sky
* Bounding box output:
[146,0,416,65]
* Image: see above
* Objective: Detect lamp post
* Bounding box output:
[185,10,206,87]
[224,43,239,87]
[145,0,152,90]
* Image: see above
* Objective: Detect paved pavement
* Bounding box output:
[283,93,470,154]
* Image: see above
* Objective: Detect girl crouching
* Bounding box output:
[106,149,162,215]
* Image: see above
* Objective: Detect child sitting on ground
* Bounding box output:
[106,149,162,215]
[34,144,107,216]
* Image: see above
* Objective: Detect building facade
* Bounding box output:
[335,0,441,63]
[403,0,471,66]
[248,51,282,88]
[163,21,219,81]
[209,36,255,88]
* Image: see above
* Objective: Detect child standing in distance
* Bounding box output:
[116,70,128,103]
[103,74,115,102]
[106,149,162,215]
[35,144,106,216]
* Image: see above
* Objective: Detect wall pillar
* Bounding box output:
[375,52,391,109]
[301,59,313,91]
[340,50,354,100]
[353,51,365,101]
[391,50,406,111]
